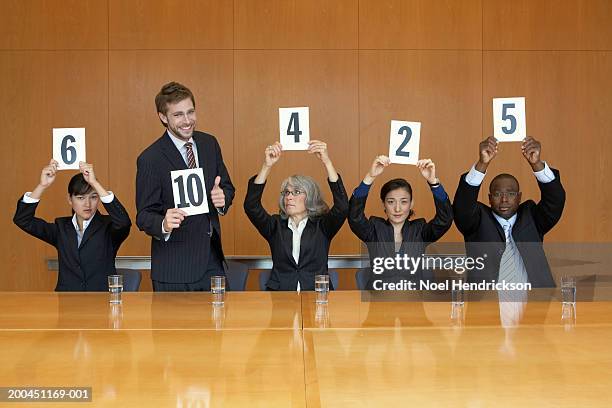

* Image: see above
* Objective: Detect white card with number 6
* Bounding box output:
[493,97,526,142]
[53,128,86,170]
[279,107,310,150]
[171,168,209,216]
[389,120,420,165]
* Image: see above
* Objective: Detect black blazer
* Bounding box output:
[349,185,453,289]
[244,175,349,291]
[136,131,235,283]
[13,197,131,291]
[452,169,566,288]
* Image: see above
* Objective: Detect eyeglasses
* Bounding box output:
[491,191,519,199]
[281,189,304,197]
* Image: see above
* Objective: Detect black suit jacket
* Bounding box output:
[348,185,453,289]
[136,131,235,283]
[13,197,131,291]
[244,175,348,291]
[452,169,566,288]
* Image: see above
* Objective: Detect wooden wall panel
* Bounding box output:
[109,0,233,49]
[234,50,360,255]
[0,51,109,290]
[359,0,482,49]
[483,51,612,241]
[484,0,612,50]
[0,0,108,50]
[235,0,358,49]
[108,50,235,256]
[358,50,482,242]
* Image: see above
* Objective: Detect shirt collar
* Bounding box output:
[71,212,95,233]
[288,217,308,232]
[493,212,517,231]
[166,129,194,151]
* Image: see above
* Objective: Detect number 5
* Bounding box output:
[501,103,517,135]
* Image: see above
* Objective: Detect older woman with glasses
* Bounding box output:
[244,140,348,291]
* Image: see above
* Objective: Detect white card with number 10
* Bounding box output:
[493,97,526,142]
[171,168,209,216]
[53,128,86,170]
[279,107,310,150]
[389,120,420,165]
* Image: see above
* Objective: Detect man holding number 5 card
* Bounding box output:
[136,82,235,291]
[453,136,565,288]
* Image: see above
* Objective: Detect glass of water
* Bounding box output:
[211,276,226,306]
[315,274,330,304]
[561,275,576,305]
[108,274,123,304]
[450,274,465,306]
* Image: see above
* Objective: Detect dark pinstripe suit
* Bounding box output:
[136,131,235,287]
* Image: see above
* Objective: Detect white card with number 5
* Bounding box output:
[389,120,420,165]
[171,168,209,216]
[493,97,526,142]
[279,107,309,150]
[53,128,86,170]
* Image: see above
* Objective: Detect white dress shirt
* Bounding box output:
[287,217,308,292]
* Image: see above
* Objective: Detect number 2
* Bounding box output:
[395,126,412,157]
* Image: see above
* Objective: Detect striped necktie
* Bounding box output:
[185,142,196,169]
[498,224,528,285]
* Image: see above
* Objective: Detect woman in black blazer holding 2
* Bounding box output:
[244,140,348,291]
[13,159,131,291]
[348,155,453,290]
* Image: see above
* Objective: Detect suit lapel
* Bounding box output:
[298,220,316,265]
[281,219,297,267]
[79,212,104,249]
[486,209,506,242]
[160,132,188,171]
[62,218,80,255]
[193,133,212,189]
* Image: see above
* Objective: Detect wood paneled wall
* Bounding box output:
[2,0,611,290]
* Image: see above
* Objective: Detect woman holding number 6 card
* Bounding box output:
[349,156,453,290]
[244,140,348,291]
[13,160,131,291]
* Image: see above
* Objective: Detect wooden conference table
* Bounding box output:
[1,291,612,407]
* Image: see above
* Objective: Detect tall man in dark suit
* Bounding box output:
[453,136,565,288]
[136,82,235,291]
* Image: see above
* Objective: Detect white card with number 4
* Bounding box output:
[279,107,310,150]
[171,168,209,216]
[493,97,526,142]
[53,128,86,170]
[389,120,420,165]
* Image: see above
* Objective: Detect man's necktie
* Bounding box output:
[185,142,196,169]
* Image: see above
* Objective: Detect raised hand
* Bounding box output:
[363,155,390,184]
[416,159,438,184]
[521,136,544,171]
[307,140,330,164]
[40,159,59,188]
[79,161,97,185]
[476,136,498,172]
[264,142,282,168]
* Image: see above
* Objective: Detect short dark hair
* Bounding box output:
[155,82,196,126]
[489,173,520,193]
[380,178,415,219]
[68,173,94,196]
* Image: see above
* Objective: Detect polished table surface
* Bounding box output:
[1,291,612,407]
